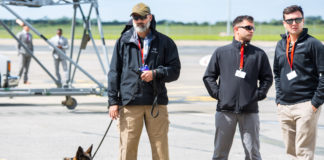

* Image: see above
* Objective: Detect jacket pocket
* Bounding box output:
[250,90,259,102]
[216,86,221,100]
[257,90,266,101]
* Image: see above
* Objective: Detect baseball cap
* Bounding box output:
[131,3,151,16]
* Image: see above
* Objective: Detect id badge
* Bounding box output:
[140,65,149,71]
[235,70,246,79]
[287,70,297,80]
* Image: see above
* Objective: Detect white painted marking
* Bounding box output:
[199,55,212,67]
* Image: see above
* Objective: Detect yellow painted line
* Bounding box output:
[169,96,215,102]
[185,96,215,102]
[169,97,183,101]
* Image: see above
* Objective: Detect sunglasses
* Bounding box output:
[238,25,255,31]
[284,18,303,24]
[132,15,148,21]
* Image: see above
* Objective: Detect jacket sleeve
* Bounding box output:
[30,34,33,52]
[273,43,282,104]
[17,32,22,51]
[257,51,273,100]
[49,37,55,51]
[203,51,220,99]
[107,38,123,107]
[311,40,324,108]
[62,37,69,50]
[155,38,181,82]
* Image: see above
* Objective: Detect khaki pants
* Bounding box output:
[277,101,322,160]
[118,105,169,160]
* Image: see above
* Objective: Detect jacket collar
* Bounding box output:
[121,28,157,46]
[280,28,308,43]
[232,37,250,49]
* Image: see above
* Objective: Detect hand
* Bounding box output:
[141,70,153,82]
[312,105,317,112]
[277,104,280,107]
[109,105,119,120]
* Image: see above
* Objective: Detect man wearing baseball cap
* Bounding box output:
[108,2,181,160]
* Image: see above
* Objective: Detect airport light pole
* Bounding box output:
[227,0,231,35]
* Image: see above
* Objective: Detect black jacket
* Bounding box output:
[108,16,181,107]
[274,28,324,108]
[203,39,273,113]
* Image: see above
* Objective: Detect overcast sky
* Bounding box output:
[0,0,323,23]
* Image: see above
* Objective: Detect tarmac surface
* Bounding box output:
[0,39,323,160]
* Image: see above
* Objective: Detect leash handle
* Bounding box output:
[151,96,159,118]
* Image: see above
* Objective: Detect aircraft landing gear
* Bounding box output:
[62,96,77,110]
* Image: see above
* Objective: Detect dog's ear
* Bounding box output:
[86,144,93,155]
[76,146,84,157]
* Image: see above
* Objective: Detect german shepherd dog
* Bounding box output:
[64,145,93,160]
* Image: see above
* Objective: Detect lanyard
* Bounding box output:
[286,35,296,70]
[239,44,244,70]
[137,39,145,65]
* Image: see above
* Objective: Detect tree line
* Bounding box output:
[1,16,323,26]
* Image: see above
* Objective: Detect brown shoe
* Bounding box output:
[23,81,31,85]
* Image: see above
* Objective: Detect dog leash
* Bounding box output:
[91,71,158,158]
[91,118,114,159]
[150,69,159,118]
